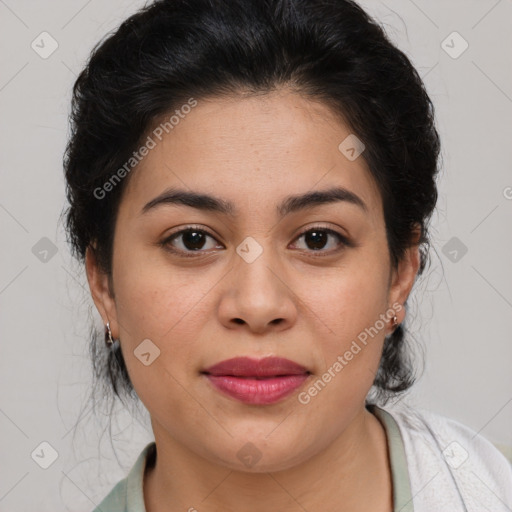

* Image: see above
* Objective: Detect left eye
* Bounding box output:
[291,227,347,253]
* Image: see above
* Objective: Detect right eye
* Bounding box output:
[159,226,223,257]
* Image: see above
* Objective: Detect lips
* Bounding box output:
[202,356,309,378]
[202,356,311,405]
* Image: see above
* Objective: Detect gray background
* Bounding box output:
[0,0,511,510]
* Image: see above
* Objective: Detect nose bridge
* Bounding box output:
[215,225,300,333]
[233,234,284,298]
[220,232,297,330]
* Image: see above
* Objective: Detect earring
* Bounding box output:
[105,321,114,347]
[391,315,399,330]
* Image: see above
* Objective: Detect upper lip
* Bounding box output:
[202,356,310,377]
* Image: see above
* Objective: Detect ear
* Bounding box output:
[387,224,422,325]
[85,244,118,338]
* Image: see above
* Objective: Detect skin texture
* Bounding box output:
[86,89,420,512]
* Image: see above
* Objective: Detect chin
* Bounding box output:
[204,434,317,474]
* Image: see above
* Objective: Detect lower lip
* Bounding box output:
[204,374,310,405]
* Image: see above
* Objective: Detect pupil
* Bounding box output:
[183,230,205,250]
[307,230,327,250]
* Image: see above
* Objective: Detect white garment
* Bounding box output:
[380,400,512,511]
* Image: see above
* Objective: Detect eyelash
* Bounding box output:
[159,224,352,258]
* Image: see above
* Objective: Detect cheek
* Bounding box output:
[112,264,210,424]
[298,259,390,396]
[113,247,204,336]
[111,251,214,388]
[305,258,389,336]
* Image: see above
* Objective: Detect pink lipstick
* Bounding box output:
[202,356,310,405]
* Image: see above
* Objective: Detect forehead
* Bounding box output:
[118,90,382,221]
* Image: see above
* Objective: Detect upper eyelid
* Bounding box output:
[164,224,347,248]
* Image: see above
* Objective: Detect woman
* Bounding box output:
[62,0,512,510]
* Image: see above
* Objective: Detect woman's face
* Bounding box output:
[87,89,418,472]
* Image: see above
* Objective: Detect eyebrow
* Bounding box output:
[140,186,368,218]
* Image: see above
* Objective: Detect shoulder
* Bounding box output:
[91,477,128,512]
[377,401,512,511]
[90,441,156,512]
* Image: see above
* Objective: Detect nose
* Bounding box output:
[217,245,298,335]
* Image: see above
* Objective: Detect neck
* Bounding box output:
[144,405,392,512]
